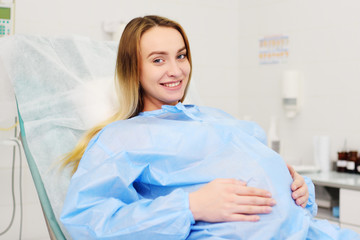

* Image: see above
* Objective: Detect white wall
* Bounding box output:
[236,0,360,165]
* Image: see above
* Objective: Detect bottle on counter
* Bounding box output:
[337,140,348,173]
[346,151,357,173]
[356,155,360,174]
[337,151,348,173]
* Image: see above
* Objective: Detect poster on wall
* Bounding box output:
[259,35,289,65]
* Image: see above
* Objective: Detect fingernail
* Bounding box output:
[271,199,277,205]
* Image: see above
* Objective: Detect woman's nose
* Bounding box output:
[167,61,182,77]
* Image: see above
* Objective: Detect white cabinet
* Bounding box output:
[340,188,360,233]
[305,171,360,234]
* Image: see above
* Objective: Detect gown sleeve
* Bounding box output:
[60,139,194,240]
[303,176,318,216]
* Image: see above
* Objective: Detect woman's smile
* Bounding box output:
[160,80,182,88]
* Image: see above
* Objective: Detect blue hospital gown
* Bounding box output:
[60,103,360,240]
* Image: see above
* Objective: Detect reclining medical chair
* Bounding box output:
[0,35,201,240]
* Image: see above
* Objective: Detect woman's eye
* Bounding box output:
[153,58,164,63]
[177,54,186,59]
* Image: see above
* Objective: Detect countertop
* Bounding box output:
[304,171,360,191]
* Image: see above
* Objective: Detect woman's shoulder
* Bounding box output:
[82,118,147,161]
[196,105,236,120]
[96,117,146,139]
[195,105,267,144]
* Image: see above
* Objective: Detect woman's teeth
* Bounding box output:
[163,81,180,87]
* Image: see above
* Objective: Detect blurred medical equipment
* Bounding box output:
[0,117,23,239]
[0,34,201,239]
[0,0,15,37]
[0,4,21,233]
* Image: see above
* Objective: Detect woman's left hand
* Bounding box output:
[287,164,309,208]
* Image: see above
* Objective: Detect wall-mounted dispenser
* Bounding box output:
[282,70,302,118]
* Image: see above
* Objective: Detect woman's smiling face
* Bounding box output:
[139,26,191,112]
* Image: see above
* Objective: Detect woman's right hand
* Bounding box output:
[189,178,276,222]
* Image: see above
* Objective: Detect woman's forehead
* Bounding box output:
[140,27,185,54]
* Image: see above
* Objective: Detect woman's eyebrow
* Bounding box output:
[178,46,186,53]
[147,51,167,58]
[147,46,186,59]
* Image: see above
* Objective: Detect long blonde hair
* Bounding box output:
[62,15,193,174]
